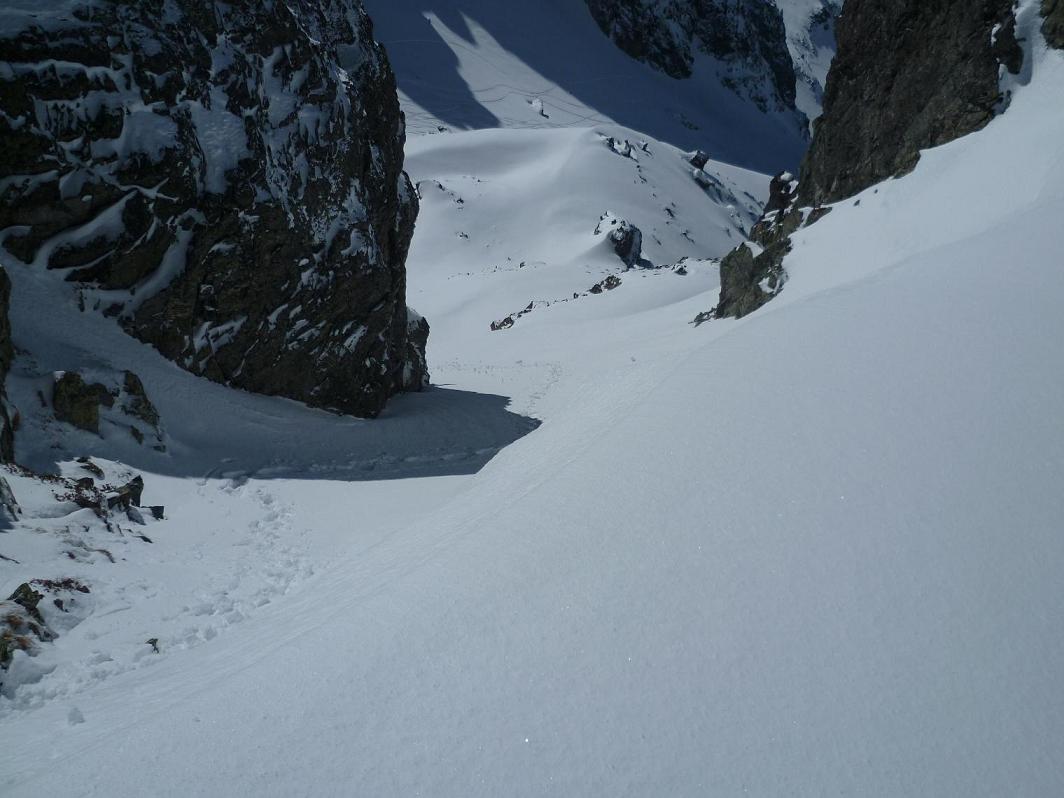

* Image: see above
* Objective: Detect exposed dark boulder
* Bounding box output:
[52,372,106,434]
[715,241,784,320]
[595,213,643,268]
[703,171,808,320]
[688,150,710,170]
[589,275,623,294]
[611,224,643,269]
[799,0,1022,205]
[121,371,160,429]
[0,0,427,418]
[51,369,164,445]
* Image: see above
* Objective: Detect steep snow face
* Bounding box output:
[0,0,426,417]
[362,0,810,172]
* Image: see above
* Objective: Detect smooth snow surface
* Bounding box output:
[2,19,1064,798]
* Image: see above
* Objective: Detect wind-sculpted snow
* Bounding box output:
[0,0,426,417]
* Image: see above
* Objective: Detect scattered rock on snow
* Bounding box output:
[589,275,623,294]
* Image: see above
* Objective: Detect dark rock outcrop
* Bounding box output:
[799,0,1022,205]
[595,213,643,268]
[710,172,806,319]
[1,579,90,679]
[52,372,108,434]
[121,371,159,429]
[610,224,643,269]
[704,0,1032,321]
[1045,0,1064,48]
[0,268,13,461]
[589,275,623,294]
[585,0,797,113]
[51,369,164,445]
[0,0,427,418]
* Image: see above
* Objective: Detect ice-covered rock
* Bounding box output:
[0,0,427,418]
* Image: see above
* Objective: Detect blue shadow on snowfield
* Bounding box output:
[18,386,541,484]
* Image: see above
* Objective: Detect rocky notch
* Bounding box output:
[704,0,1040,320]
[799,0,1023,206]
[0,0,427,418]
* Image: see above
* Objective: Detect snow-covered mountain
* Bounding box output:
[363,1,842,168]
[2,0,1064,795]
[362,0,839,172]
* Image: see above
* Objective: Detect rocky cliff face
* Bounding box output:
[585,0,798,114]
[798,0,1022,205]
[1045,0,1064,48]
[0,267,13,462]
[706,0,1051,320]
[0,0,427,418]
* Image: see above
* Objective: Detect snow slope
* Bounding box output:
[2,10,1064,798]
[362,0,811,172]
